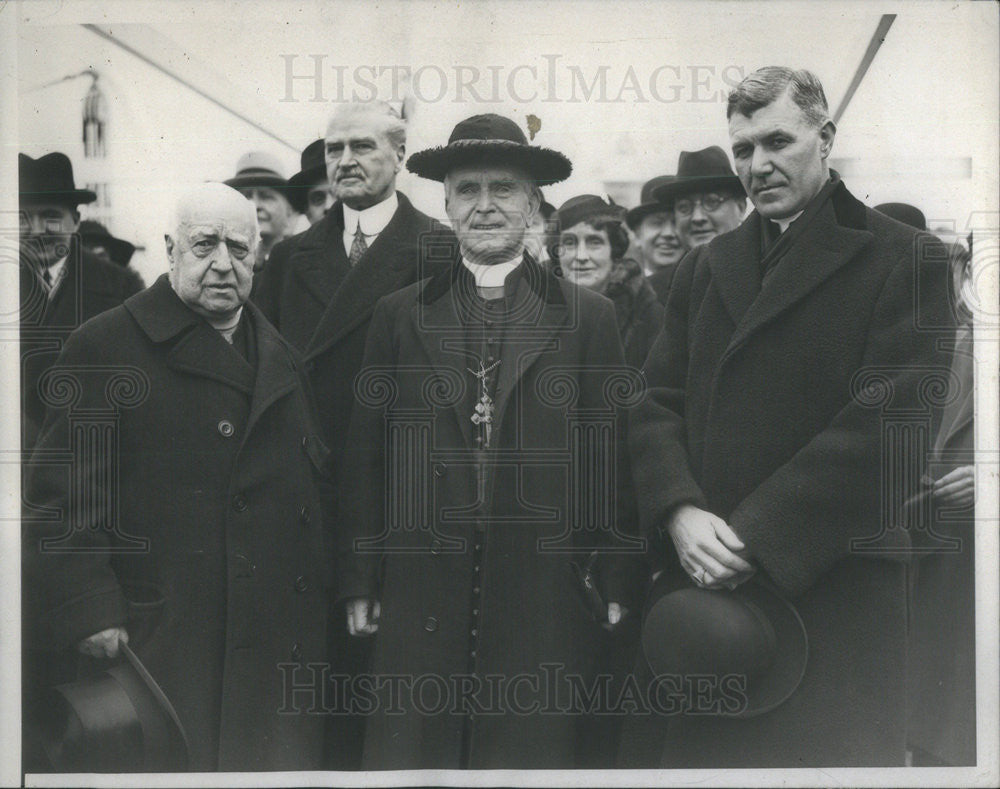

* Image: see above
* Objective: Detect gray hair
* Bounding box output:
[727,67,830,128]
[168,182,259,250]
[326,100,407,150]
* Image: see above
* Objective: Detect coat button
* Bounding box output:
[424,617,439,632]
[301,435,308,450]
[294,575,309,593]
[299,505,311,524]
[430,539,442,555]
[217,419,235,438]
[432,463,447,478]
[232,494,248,512]
[291,643,302,660]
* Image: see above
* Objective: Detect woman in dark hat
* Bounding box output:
[553,194,664,368]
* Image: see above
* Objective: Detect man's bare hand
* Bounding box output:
[666,504,755,589]
[77,626,128,659]
[933,465,975,508]
[346,598,380,636]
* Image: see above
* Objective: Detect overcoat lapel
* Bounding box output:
[245,306,300,437]
[290,208,350,311]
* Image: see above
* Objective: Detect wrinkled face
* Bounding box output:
[305,180,334,225]
[20,201,79,268]
[557,221,615,293]
[238,186,293,241]
[445,165,539,265]
[166,194,257,321]
[325,114,403,210]
[636,210,686,268]
[674,191,745,247]
[729,89,835,220]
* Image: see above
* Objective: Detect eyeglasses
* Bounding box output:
[674,194,730,217]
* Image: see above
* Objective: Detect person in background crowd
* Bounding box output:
[622,66,953,768]
[78,219,145,292]
[625,175,688,304]
[287,139,335,226]
[23,183,334,773]
[252,100,456,770]
[554,193,664,368]
[653,146,746,251]
[18,152,143,449]
[225,151,297,272]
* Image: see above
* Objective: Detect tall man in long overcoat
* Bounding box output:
[623,67,954,767]
[339,114,641,769]
[252,100,456,768]
[23,184,334,772]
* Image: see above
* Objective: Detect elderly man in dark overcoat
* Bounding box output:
[338,114,641,769]
[622,67,954,767]
[23,183,333,772]
[252,100,456,768]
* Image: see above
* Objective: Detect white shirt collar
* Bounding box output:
[343,192,398,236]
[461,255,523,287]
[39,255,69,296]
[775,210,803,234]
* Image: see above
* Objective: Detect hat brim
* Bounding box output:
[21,188,97,207]
[652,175,746,203]
[641,575,808,718]
[625,201,674,230]
[407,140,572,185]
[82,234,136,266]
[224,174,291,194]
[285,167,329,213]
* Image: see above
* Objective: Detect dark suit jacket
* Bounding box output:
[625,180,954,767]
[646,262,678,306]
[252,192,456,475]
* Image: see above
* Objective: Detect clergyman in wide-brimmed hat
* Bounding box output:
[339,113,642,770]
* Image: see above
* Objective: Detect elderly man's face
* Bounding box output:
[325,114,403,210]
[636,210,686,268]
[729,89,835,220]
[166,191,257,321]
[238,186,293,241]
[445,165,539,265]
[674,191,745,248]
[20,201,79,268]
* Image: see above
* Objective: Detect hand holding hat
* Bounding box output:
[666,503,755,589]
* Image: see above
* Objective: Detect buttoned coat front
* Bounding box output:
[339,257,641,769]
[23,276,333,772]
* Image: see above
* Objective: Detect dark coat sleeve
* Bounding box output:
[729,244,955,597]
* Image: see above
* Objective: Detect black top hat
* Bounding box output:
[286,139,328,214]
[407,114,572,185]
[224,151,290,194]
[78,220,137,267]
[652,146,745,203]
[641,573,808,718]
[875,202,927,231]
[553,194,625,232]
[35,641,189,772]
[20,152,97,206]
[625,175,676,229]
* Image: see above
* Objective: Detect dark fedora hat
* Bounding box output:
[286,138,328,214]
[625,175,676,230]
[407,113,572,185]
[224,151,290,194]
[35,641,189,772]
[641,574,807,718]
[875,202,927,232]
[20,152,97,206]
[78,220,137,267]
[554,194,626,232]
[652,146,745,203]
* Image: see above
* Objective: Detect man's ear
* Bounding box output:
[70,208,81,232]
[818,119,837,159]
[394,144,406,172]
[164,234,175,269]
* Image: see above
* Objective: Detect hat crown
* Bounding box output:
[300,138,326,173]
[19,152,96,205]
[448,113,528,146]
[875,202,927,231]
[233,150,286,180]
[639,175,674,205]
[555,194,624,230]
[676,146,737,180]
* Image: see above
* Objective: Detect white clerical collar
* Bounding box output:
[461,255,523,287]
[205,307,243,344]
[776,210,803,234]
[343,192,398,236]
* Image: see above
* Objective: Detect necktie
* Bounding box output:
[41,266,52,287]
[349,225,368,266]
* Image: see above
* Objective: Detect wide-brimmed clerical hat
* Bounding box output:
[19,152,97,206]
[641,573,808,718]
[652,146,745,203]
[35,641,189,772]
[78,220,137,267]
[625,175,676,229]
[875,202,927,232]
[224,151,290,194]
[407,114,572,184]
[286,139,328,214]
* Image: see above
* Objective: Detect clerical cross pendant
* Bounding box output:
[467,359,501,447]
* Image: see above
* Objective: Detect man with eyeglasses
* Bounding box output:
[652,146,747,248]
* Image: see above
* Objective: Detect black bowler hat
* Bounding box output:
[641,574,808,718]
[36,641,189,772]
[19,152,97,206]
[224,151,291,194]
[407,113,572,185]
[625,175,676,230]
[553,194,625,233]
[286,139,328,214]
[652,146,745,203]
[875,202,927,231]
[78,220,137,267]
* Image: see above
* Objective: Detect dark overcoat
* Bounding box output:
[23,276,334,772]
[339,256,641,769]
[624,181,954,767]
[20,241,144,448]
[646,262,678,306]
